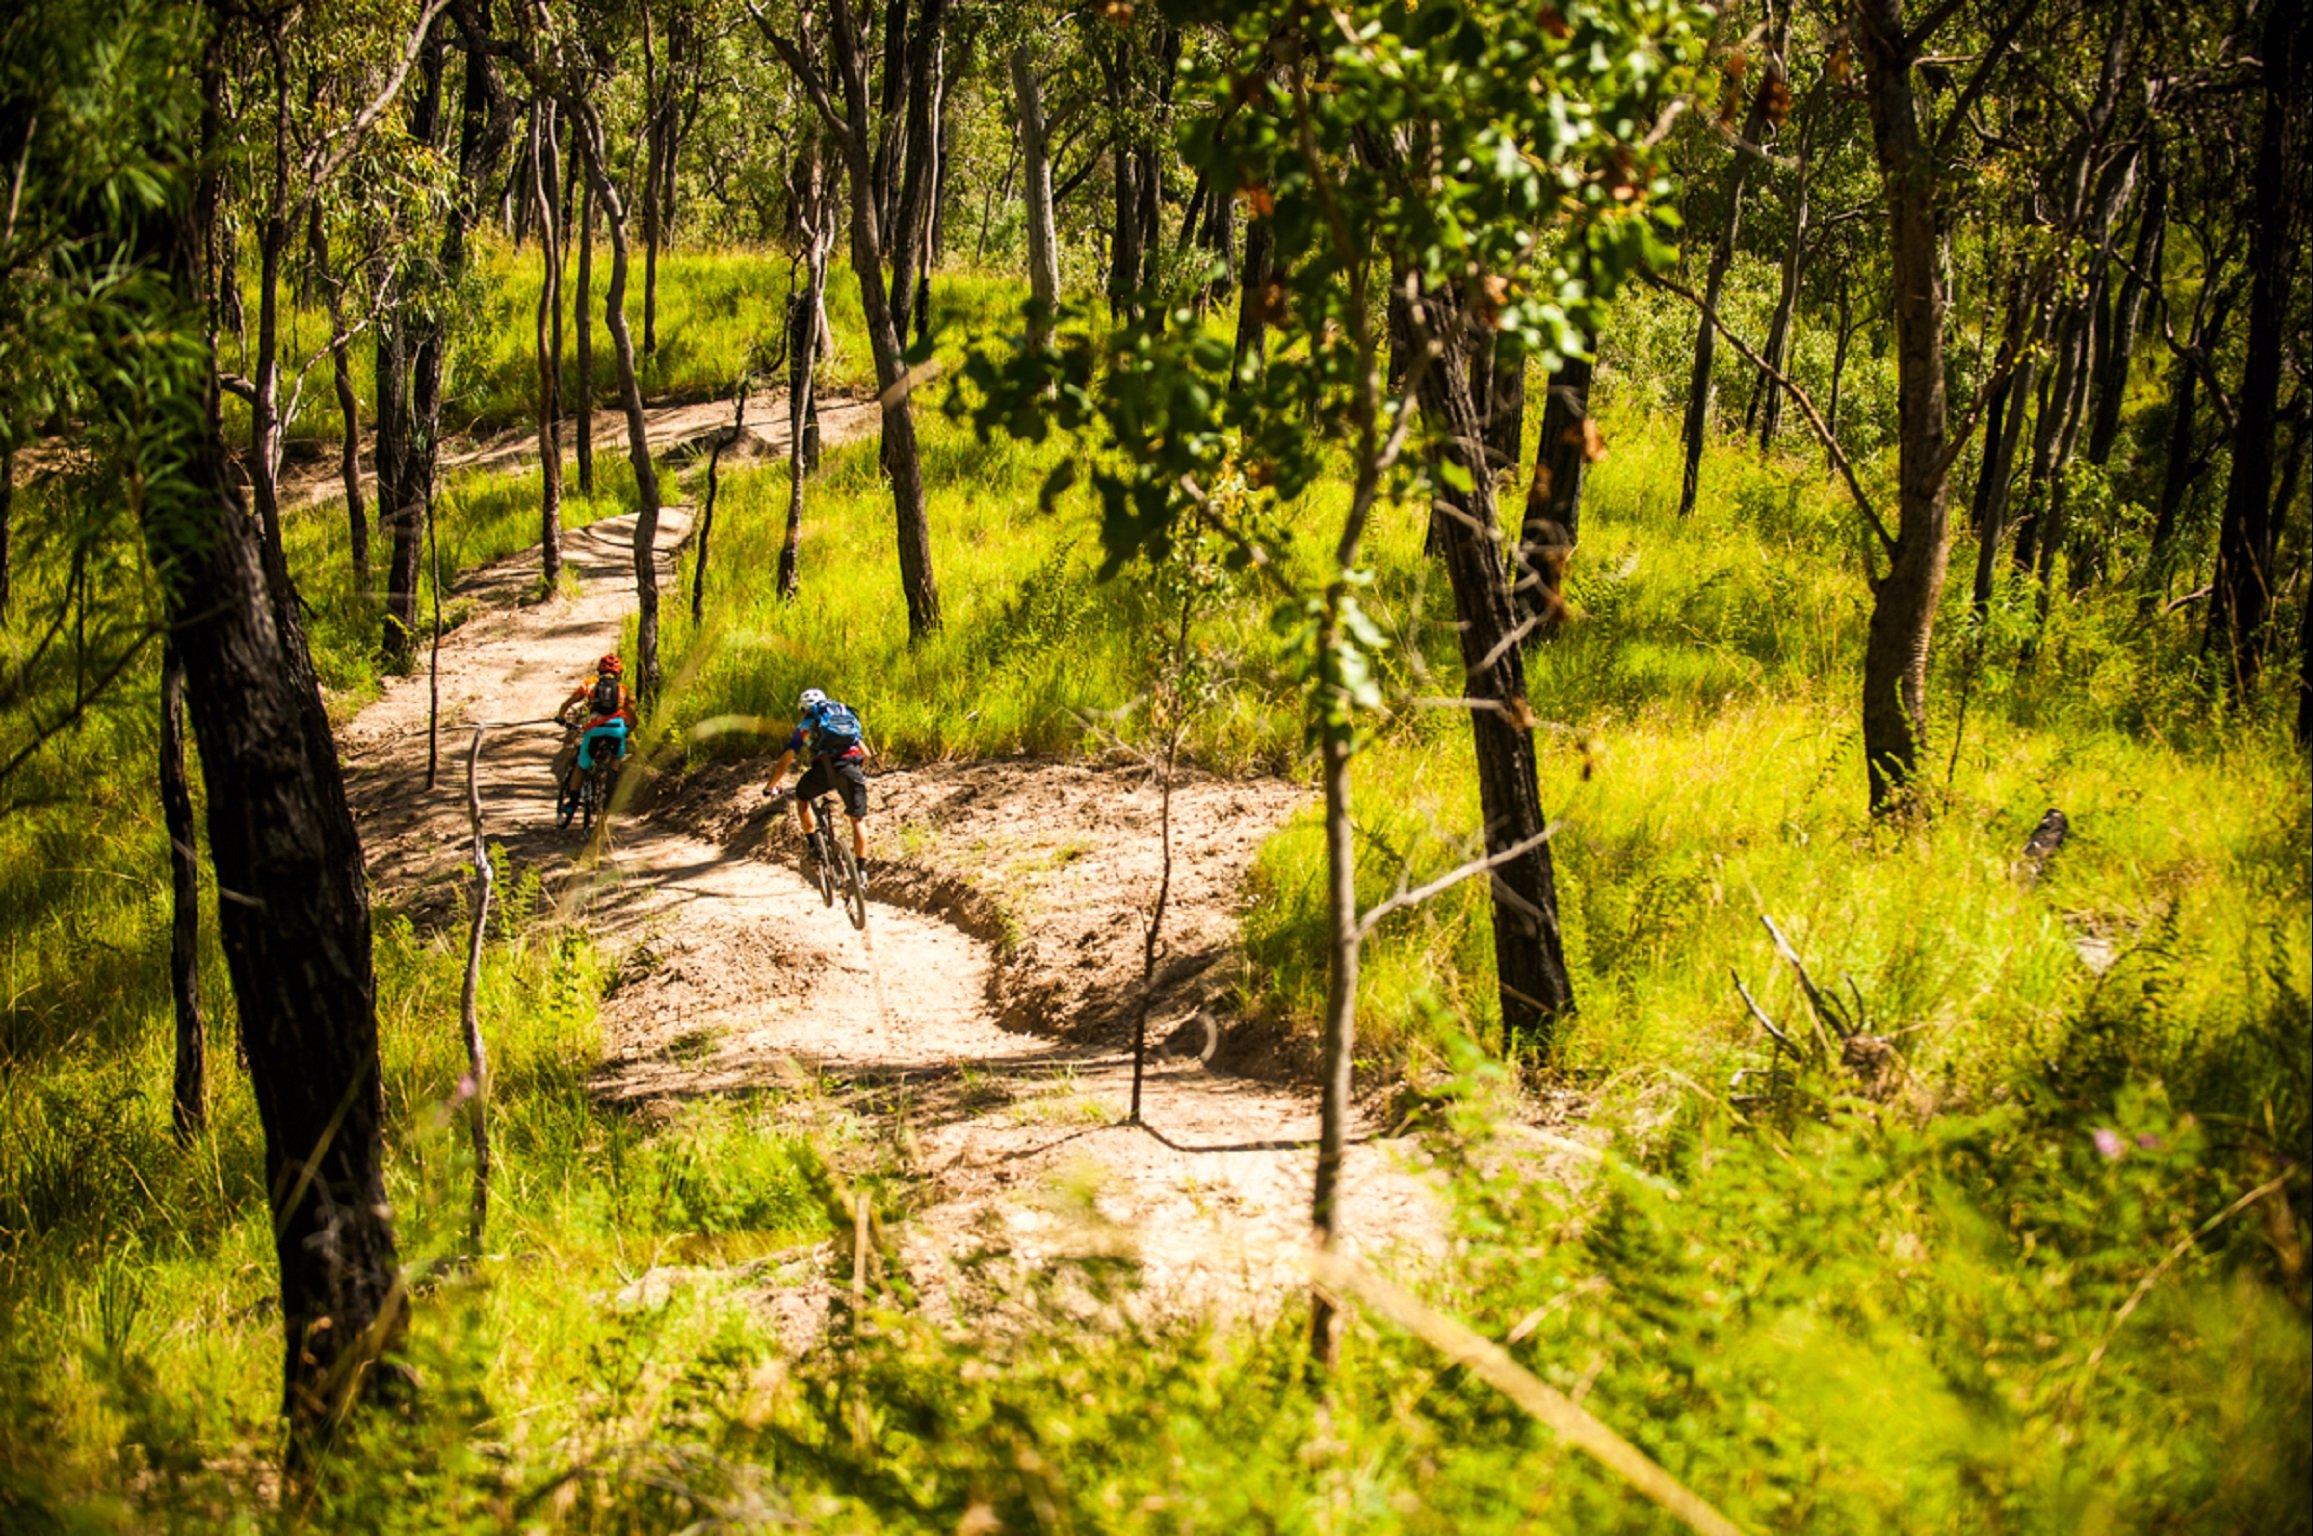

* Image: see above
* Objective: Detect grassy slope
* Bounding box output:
[3,249,2307,1531]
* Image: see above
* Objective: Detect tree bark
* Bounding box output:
[1750,146,1809,450]
[1676,12,1788,518]
[160,642,206,1143]
[2086,160,2164,465]
[0,446,12,622]
[1233,208,1273,385]
[2208,0,2304,694]
[531,101,563,590]
[888,0,949,344]
[135,173,402,1454]
[569,97,666,700]
[1856,0,1956,814]
[791,0,942,638]
[1516,350,1592,636]
[1011,42,1060,353]
[307,215,369,595]
[692,386,745,624]
[781,139,833,600]
[575,172,596,496]
[1416,295,1576,1047]
[1305,717,1358,1370]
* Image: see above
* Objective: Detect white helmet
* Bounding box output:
[798,687,828,711]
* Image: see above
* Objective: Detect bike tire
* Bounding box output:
[810,805,837,907]
[834,836,867,930]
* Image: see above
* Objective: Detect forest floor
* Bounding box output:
[331,399,1448,1339]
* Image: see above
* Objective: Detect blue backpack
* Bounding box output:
[807,699,863,755]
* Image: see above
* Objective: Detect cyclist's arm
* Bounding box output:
[765,744,799,793]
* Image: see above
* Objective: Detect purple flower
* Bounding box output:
[2134,1132,2166,1152]
[2092,1128,2126,1161]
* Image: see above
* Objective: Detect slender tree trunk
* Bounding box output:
[1416,318,1576,1045]
[812,0,942,637]
[1751,157,1809,450]
[1826,270,1853,449]
[640,4,665,358]
[781,189,831,599]
[1516,350,1592,635]
[1676,16,1787,517]
[692,386,745,624]
[1305,716,1358,1370]
[570,101,666,700]
[575,174,596,495]
[0,446,13,622]
[2208,0,2304,693]
[457,727,492,1255]
[2086,162,2164,465]
[1011,43,1060,353]
[1234,209,1273,385]
[135,177,402,1456]
[307,216,370,595]
[888,0,949,344]
[532,103,564,589]
[1856,0,1956,814]
[160,643,206,1143]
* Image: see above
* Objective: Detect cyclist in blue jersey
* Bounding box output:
[765,687,871,874]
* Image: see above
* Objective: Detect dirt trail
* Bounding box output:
[336,420,1444,1330]
[284,394,880,511]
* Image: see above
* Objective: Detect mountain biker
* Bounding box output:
[764,687,869,875]
[552,653,637,805]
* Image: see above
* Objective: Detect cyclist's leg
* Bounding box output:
[793,758,834,841]
[835,760,870,862]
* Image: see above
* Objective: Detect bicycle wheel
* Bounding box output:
[834,835,867,931]
[810,802,837,907]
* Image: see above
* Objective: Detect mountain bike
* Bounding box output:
[557,715,625,834]
[785,787,867,930]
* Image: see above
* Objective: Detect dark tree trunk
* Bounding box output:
[135,171,402,1455]
[2086,161,2164,465]
[0,446,12,622]
[1676,14,1788,517]
[888,0,950,343]
[1750,150,1809,450]
[2013,300,2091,582]
[1480,331,1525,479]
[815,0,941,637]
[1827,269,1854,449]
[160,643,206,1143]
[307,216,369,595]
[1012,42,1060,353]
[1233,210,1272,385]
[1856,0,1957,813]
[2208,0,2305,693]
[569,98,667,699]
[1516,350,1592,636]
[531,103,564,589]
[1415,291,1576,1050]
[575,172,596,496]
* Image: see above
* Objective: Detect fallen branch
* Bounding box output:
[458,724,494,1255]
[1760,913,1849,1046]
[1731,968,1805,1060]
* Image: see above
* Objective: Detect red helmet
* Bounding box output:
[597,654,623,676]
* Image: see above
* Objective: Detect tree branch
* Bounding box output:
[1643,270,1895,555]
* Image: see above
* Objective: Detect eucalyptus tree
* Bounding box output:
[759,0,943,639]
[2207,0,2309,694]
[3,0,435,1457]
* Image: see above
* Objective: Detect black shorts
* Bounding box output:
[795,755,869,819]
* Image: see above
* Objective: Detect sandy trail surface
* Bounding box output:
[335,409,1445,1331]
